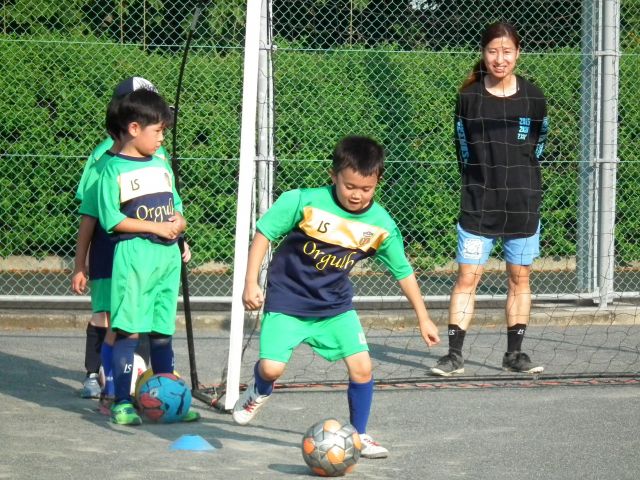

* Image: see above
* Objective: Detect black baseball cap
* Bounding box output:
[112,76,158,98]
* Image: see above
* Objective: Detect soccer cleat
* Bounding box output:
[502,351,544,374]
[110,401,142,426]
[181,411,201,422]
[232,380,270,425]
[430,352,465,376]
[359,434,389,459]
[80,373,101,398]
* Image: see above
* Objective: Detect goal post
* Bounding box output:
[224,0,263,411]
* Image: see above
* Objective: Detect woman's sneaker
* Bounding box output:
[232,380,270,425]
[111,401,142,426]
[502,351,544,374]
[359,434,389,459]
[80,373,101,398]
[430,352,464,376]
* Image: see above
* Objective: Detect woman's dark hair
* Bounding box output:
[332,135,385,178]
[105,89,173,140]
[460,22,521,91]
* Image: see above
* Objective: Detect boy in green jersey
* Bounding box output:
[233,135,440,458]
[96,88,194,425]
[71,77,190,404]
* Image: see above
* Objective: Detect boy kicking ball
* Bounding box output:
[233,135,440,458]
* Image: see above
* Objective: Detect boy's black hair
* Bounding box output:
[106,89,173,141]
[332,135,385,178]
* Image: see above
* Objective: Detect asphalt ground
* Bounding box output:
[1,326,639,480]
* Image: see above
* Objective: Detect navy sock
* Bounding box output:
[100,342,114,397]
[112,337,138,403]
[149,334,174,374]
[85,324,107,374]
[507,324,527,353]
[347,378,374,434]
[254,361,274,396]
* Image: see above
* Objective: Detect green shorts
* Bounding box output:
[110,237,181,336]
[90,278,111,313]
[259,310,369,363]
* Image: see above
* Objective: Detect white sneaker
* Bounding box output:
[359,434,389,459]
[232,380,270,425]
[80,373,101,398]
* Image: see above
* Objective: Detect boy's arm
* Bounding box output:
[71,215,97,294]
[112,217,182,240]
[397,274,440,347]
[242,231,270,310]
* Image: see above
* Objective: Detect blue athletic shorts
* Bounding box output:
[456,223,540,266]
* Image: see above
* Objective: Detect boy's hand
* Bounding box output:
[181,241,192,263]
[170,213,187,233]
[155,221,182,240]
[243,282,264,311]
[71,269,88,294]
[418,317,441,347]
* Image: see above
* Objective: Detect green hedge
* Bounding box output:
[1,41,638,268]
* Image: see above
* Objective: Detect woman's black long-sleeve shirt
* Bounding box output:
[455,75,548,238]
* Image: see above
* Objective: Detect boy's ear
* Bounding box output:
[127,121,141,137]
[329,169,337,184]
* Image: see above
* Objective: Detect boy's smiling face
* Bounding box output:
[331,167,379,212]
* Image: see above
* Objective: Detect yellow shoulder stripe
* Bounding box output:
[298,207,389,252]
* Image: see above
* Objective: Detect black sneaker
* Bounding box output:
[502,352,544,374]
[430,352,464,376]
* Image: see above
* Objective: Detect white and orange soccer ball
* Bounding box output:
[301,418,362,477]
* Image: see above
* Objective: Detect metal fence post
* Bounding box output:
[596,0,621,307]
[578,0,598,297]
[257,0,274,220]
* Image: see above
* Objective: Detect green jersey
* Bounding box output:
[75,138,114,202]
[97,152,183,246]
[257,185,413,317]
[76,140,175,279]
[75,137,170,206]
[80,146,178,219]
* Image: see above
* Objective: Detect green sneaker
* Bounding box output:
[181,411,201,422]
[111,402,142,426]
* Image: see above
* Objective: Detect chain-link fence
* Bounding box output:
[0,0,638,303]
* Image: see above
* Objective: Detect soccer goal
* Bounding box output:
[188,0,640,412]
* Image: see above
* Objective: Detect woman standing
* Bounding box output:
[431,22,549,376]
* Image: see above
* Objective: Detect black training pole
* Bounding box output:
[171,1,207,392]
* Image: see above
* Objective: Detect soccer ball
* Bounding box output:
[134,368,180,400]
[301,418,362,477]
[135,373,192,423]
[98,353,147,395]
[129,354,147,395]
